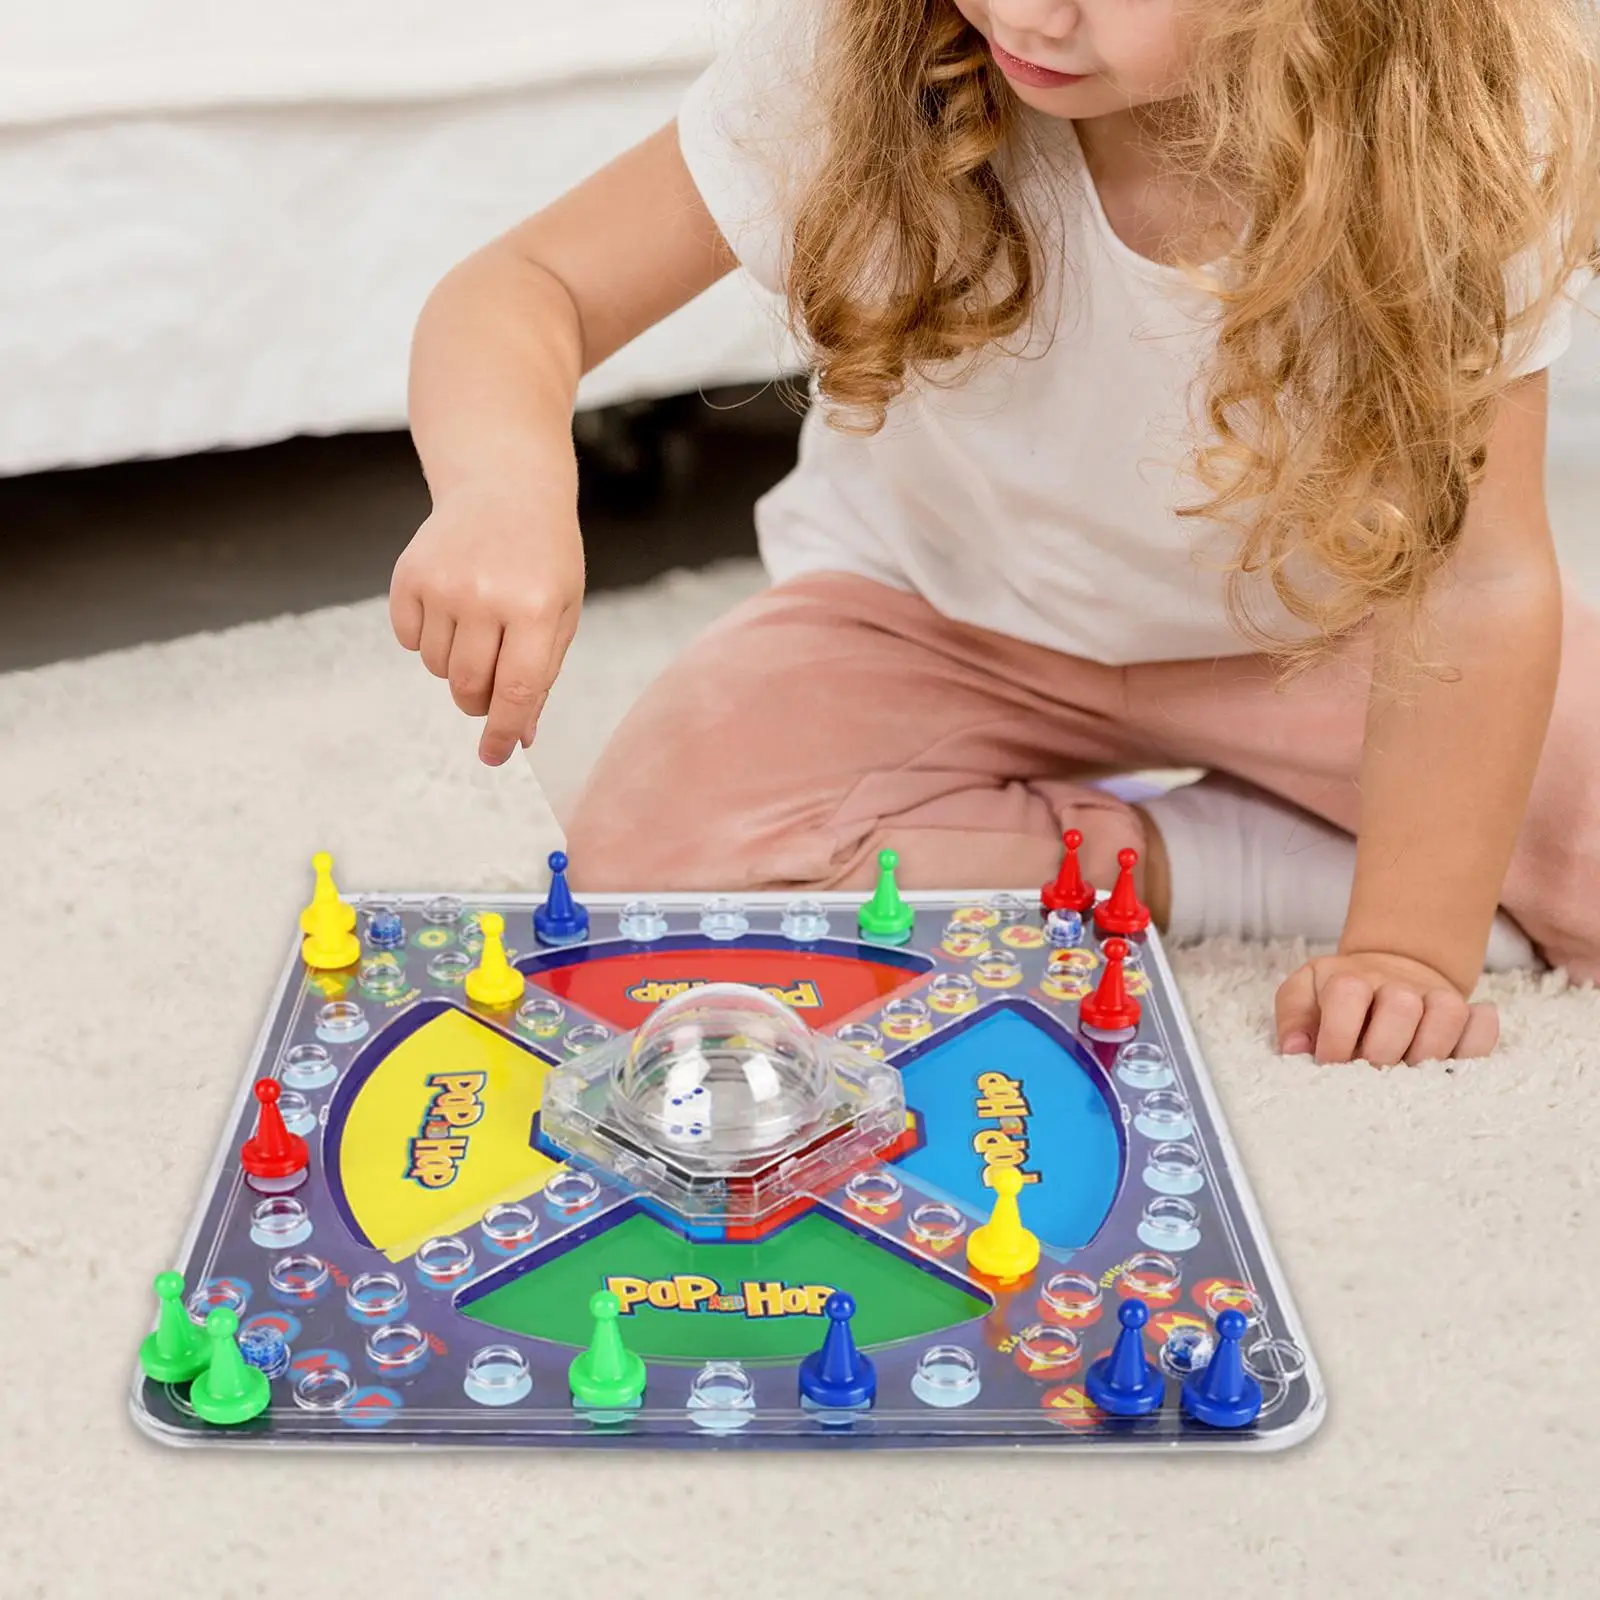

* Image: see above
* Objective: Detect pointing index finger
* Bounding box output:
[479,626,554,766]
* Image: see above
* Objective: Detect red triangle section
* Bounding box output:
[527,938,930,1033]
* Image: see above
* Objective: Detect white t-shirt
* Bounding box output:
[676,34,1578,665]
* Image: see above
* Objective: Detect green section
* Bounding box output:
[568,1290,647,1406]
[857,847,914,943]
[463,1211,989,1363]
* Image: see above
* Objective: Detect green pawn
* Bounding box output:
[189,1307,271,1427]
[857,847,915,944]
[139,1271,210,1384]
[568,1290,646,1409]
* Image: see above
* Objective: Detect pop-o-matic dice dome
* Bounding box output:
[614,984,833,1159]
[539,983,907,1230]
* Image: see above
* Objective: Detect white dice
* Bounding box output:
[664,1085,713,1146]
[740,1052,781,1105]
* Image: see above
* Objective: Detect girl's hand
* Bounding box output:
[1274,951,1499,1065]
[390,481,585,766]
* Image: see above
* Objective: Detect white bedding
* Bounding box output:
[0,2,716,124]
[0,84,792,474]
[0,1,793,475]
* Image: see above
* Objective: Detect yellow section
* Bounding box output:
[337,1006,560,1262]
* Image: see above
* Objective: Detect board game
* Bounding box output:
[132,840,1325,1451]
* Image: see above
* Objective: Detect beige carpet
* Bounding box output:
[3,552,1598,1600]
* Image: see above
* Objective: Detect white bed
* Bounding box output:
[0,1,792,476]
[0,2,1593,477]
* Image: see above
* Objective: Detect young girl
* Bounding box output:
[393,0,1600,1067]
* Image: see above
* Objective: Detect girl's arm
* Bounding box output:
[1275,372,1563,1064]
[395,124,738,765]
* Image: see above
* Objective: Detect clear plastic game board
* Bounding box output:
[133,882,1326,1451]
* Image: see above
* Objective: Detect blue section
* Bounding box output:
[895,1005,1122,1251]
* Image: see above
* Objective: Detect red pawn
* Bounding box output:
[1080,938,1141,1036]
[1042,828,1096,915]
[240,1079,309,1181]
[1094,847,1151,936]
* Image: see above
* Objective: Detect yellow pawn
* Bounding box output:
[465,912,526,1009]
[299,852,356,935]
[966,1166,1040,1284]
[301,895,360,971]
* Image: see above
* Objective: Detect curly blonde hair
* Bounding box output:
[786,0,1600,655]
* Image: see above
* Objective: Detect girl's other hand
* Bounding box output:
[389,482,585,766]
[1274,951,1499,1066]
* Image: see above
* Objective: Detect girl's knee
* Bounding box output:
[563,806,841,894]
[563,803,753,893]
[1504,819,1600,981]
[560,707,860,897]
[1515,865,1600,983]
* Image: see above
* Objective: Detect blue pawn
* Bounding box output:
[1181,1308,1262,1428]
[533,850,589,947]
[1083,1298,1165,1417]
[799,1291,875,1409]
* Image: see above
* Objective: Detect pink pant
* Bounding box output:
[566,572,1600,979]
